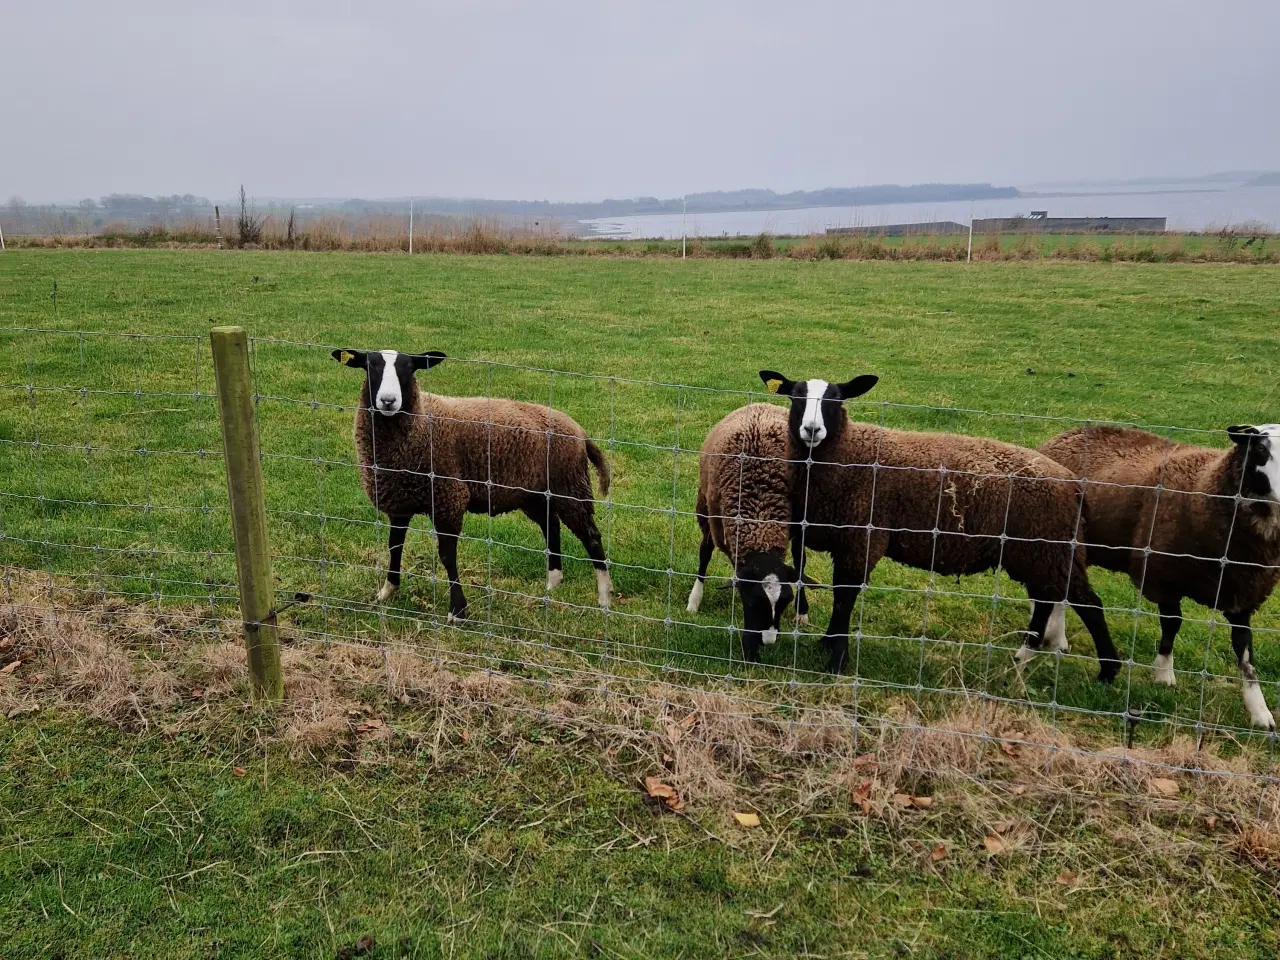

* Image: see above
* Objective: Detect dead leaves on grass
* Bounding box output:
[643,776,684,812]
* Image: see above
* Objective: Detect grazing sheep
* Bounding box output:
[332,348,612,619]
[758,370,1119,680]
[1039,425,1280,730]
[687,402,810,662]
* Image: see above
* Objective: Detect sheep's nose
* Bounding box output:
[378,395,397,410]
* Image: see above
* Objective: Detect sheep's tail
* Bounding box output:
[586,439,611,497]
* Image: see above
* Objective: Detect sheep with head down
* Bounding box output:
[759,369,1119,680]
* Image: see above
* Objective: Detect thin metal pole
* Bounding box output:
[682,196,687,259]
[409,199,414,254]
[967,201,974,263]
[210,326,283,702]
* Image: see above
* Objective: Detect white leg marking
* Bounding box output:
[794,612,809,626]
[761,627,778,646]
[546,568,564,592]
[596,568,613,610]
[1013,642,1036,667]
[686,579,704,613]
[1151,652,1176,687]
[375,580,397,603]
[1241,650,1275,729]
[1045,602,1069,652]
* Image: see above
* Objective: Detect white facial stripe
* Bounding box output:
[375,350,402,415]
[1256,425,1280,502]
[800,379,830,447]
[763,573,782,618]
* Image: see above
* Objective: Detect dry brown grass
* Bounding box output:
[3,568,1279,842]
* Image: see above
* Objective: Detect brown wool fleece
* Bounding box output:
[696,403,793,565]
[1039,426,1280,615]
[794,425,1092,602]
[351,374,608,532]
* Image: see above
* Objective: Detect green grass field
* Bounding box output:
[4,250,1280,957]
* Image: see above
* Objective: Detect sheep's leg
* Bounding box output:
[1151,601,1181,686]
[791,535,809,625]
[687,513,714,614]
[435,526,468,622]
[523,502,563,592]
[1013,601,1056,668]
[560,503,612,610]
[823,556,863,674]
[375,514,413,603]
[1068,584,1120,684]
[1226,611,1275,730]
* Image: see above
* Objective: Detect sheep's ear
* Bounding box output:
[332,349,367,368]
[835,375,878,401]
[1228,424,1261,446]
[410,351,446,371]
[759,370,795,396]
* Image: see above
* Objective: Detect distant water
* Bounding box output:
[580,180,1280,239]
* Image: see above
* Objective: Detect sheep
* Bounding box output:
[332,348,612,619]
[758,370,1120,680]
[1038,425,1280,730]
[686,402,811,662]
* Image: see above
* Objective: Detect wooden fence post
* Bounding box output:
[210,326,283,702]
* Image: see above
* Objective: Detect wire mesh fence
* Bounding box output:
[3,326,1279,810]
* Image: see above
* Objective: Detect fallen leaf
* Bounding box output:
[893,793,914,809]
[459,729,470,742]
[1206,816,1218,831]
[1148,777,1180,797]
[734,812,761,828]
[1012,785,1028,796]
[1001,742,1020,759]
[992,819,1016,834]
[664,721,683,743]
[982,835,1006,854]
[644,776,683,810]
[0,660,21,676]
[1056,870,1077,886]
[232,767,247,777]
[661,753,674,764]
[852,752,878,771]
[354,718,386,734]
[929,842,948,862]
[27,673,46,684]
[852,779,873,802]
[190,687,204,699]
[679,711,697,730]
[911,796,934,810]
[0,638,11,651]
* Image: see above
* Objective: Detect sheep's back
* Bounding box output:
[699,403,792,562]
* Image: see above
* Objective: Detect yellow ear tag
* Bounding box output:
[765,379,783,394]
[339,350,355,365]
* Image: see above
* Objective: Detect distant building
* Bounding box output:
[971,212,1165,233]
[826,220,969,237]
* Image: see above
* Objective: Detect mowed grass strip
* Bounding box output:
[2,251,1280,739]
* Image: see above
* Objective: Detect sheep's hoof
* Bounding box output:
[1097,662,1120,685]
[546,569,564,592]
[1013,643,1038,667]
[1151,654,1176,687]
[685,580,704,614]
[1243,682,1276,730]
[447,608,467,624]
[375,580,397,604]
[794,612,809,626]
[596,569,613,610]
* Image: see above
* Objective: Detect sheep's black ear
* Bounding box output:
[332,349,367,368]
[834,375,878,401]
[1228,425,1261,446]
[410,351,446,371]
[759,370,795,396]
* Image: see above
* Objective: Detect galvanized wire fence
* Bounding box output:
[3,327,1279,804]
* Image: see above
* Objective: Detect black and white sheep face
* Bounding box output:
[735,553,796,649]
[758,370,879,453]
[332,348,447,416]
[1228,424,1280,503]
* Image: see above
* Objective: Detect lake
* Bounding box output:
[579,180,1280,239]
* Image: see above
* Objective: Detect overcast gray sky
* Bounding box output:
[6,0,1279,203]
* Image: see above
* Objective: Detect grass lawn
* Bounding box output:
[3,250,1280,956]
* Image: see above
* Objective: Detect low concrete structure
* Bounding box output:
[972,212,1165,233]
[826,220,968,237]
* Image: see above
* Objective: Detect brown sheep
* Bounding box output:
[1039,424,1280,729]
[332,348,611,619]
[688,403,808,662]
[758,370,1119,680]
